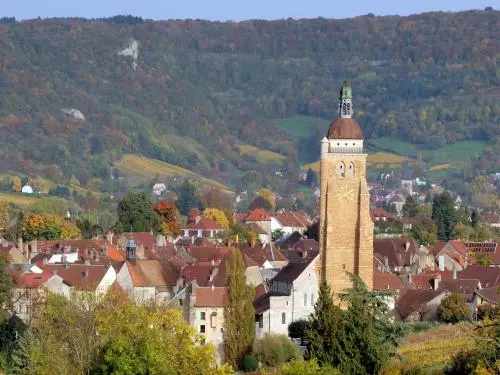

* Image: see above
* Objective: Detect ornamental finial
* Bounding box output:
[338,81,353,118]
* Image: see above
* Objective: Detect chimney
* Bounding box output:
[211,259,215,267]
[52,269,58,275]
[64,262,69,269]
[438,255,445,271]
[195,216,201,224]
[433,276,440,290]
[464,252,468,269]
[452,268,457,280]
[302,249,308,259]
[405,241,410,251]
[83,269,89,279]
[30,240,38,255]
[191,236,195,245]
[384,256,389,268]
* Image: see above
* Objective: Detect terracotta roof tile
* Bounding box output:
[127,260,170,287]
[373,269,404,291]
[458,265,500,288]
[396,289,443,320]
[181,263,216,287]
[439,279,481,301]
[245,208,271,222]
[237,243,287,266]
[185,217,222,230]
[42,264,110,291]
[14,272,53,289]
[327,117,364,140]
[474,286,500,305]
[195,287,226,307]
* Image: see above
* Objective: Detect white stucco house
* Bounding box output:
[254,254,319,338]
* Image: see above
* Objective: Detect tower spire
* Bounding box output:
[338,81,353,119]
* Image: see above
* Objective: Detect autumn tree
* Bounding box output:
[257,188,276,210]
[204,208,230,229]
[202,189,233,213]
[21,214,81,241]
[153,200,180,236]
[248,196,272,211]
[224,248,255,369]
[0,202,10,233]
[11,176,21,193]
[116,191,160,233]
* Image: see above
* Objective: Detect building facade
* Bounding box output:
[319,81,373,293]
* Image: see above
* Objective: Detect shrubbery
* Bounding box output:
[253,333,301,368]
[438,293,470,323]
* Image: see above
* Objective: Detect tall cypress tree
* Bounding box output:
[223,248,255,369]
[432,192,456,241]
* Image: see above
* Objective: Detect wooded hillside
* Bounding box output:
[0,10,498,187]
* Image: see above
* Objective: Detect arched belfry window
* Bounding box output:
[337,162,345,177]
[347,162,355,177]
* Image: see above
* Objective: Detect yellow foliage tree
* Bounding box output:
[204,208,230,229]
[258,188,275,210]
[46,215,81,240]
[11,176,21,192]
[22,214,47,240]
[0,202,10,231]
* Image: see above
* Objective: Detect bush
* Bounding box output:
[476,304,500,321]
[288,320,310,339]
[240,355,259,372]
[279,358,341,375]
[253,333,301,368]
[438,293,470,323]
[444,350,479,375]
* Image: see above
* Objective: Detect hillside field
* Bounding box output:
[389,324,474,374]
[237,144,286,163]
[270,116,331,139]
[115,154,233,192]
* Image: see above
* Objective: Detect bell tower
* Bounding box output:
[319,81,373,293]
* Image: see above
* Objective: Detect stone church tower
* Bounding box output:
[319,81,373,293]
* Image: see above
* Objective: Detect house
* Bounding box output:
[112,232,158,256]
[21,185,33,194]
[373,268,405,311]
[152,183,166,196]
[373,238,422,273]
[458,265,500,289]
[395,289,450,322]
[434,240,468,271]
[244,208,273,235]
[272,211,312,235]
[180,217,223,239]
[472,286,499,313]
[42,263,116,296]
[370,207,397,223]
[389,194,406,216]
[116,239,182,305]
[438,279,481,304]
[480,213,500,228]
[184,284,226,364]
[12,272,70,323]
[0,240,27,264]
[254,254,319,338]
[237,242,288,269]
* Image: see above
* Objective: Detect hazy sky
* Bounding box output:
[2,0,497,21]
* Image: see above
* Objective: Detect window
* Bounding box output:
[200,325,206,333]
[210,313,217,328]
[337,162,345,177]
[281,312,286,324]
[304,293,307,307]
[347,162,355,177]
[200,312,206,321]
[310,293,314,306]
[258,315,263,328]
[178,299,183,306]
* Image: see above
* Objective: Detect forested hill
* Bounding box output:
[0,10,498,187]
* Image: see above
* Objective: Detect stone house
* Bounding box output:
[395,289,450,322]
[180,217,223,239]
[184,284,226,364]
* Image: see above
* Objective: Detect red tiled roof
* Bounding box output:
[181,263,216,287]
[474,286,500,305]
[373,238,418,268]
[459,265,500,288]
[465,242,500,265]
[14,272,53,289]
[449,240,467,255]
[370,207,394,219]
[237,243,287,266]
[233,212,248,225]
[185,217,222,230]
[195,287,226,307]
[245,208,271,222]
[127,260,169,287]
[396,289,443,320]
[373,269,404,292]
[409,274,435,290]
[42,264,110,291]
[254,283,268,300]
[274,211,311,228]
[439,279,481,301]
[185,246,232,263]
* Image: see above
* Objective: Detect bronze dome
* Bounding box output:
[326,117,364,140]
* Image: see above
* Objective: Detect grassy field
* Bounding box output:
[389,324,474,374]
[421,140,487,162]
[238,144,286,163]
[0,192,42,207]
[115,154,232,192]
[270,115,330,139]
[370,137,418,156]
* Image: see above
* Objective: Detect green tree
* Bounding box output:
[117,191,160,233]
[223,248,255,369]
[402,196,419,218]
[470,210,478,228]
[271,228,285,242]
[0,202,10,233]
[438,293,470,323]
[432,192,456,241]
[177,180,203,216]
[307,278,402,375]
[288,319,310,340]
[411,217,438,245]
[0,254,13,321]
[305,168,318,187]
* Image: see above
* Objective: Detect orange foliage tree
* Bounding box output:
[153,201,180,236]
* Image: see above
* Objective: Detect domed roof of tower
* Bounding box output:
[326,80,364,140]
[326,117,364,139]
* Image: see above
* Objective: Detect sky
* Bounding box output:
[2,0,497,21]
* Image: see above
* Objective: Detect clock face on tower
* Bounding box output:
[337,185,355,201]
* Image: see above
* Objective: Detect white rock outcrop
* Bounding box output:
[61,108,85,121]
[118,39,139,71]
